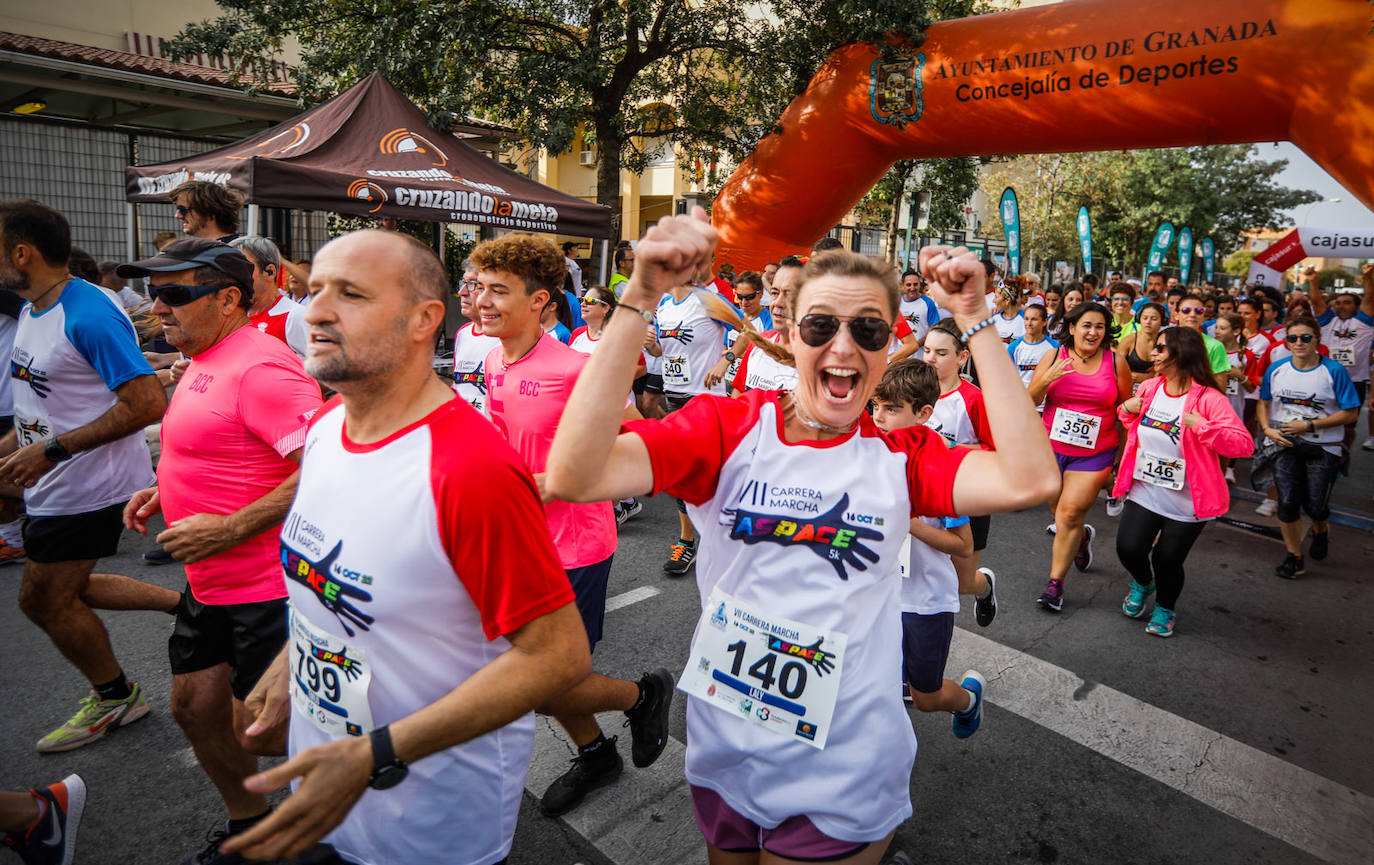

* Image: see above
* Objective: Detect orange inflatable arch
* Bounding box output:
[711,0,1374,271]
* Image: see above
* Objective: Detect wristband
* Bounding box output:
[1308,419,1316,433]
[618,302,655,325]
[960,314,1000,343]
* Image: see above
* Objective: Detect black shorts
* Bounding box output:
[23,501,125,563]
[664,392,694,413]
[0,415,12,436]
[901,611,955,694]
[565,555,614,653]
[633,373,664,396]
[169,589,289,700]
[1273,447,1342,524]
[1351,381,1369,423]
[969,514,991,552]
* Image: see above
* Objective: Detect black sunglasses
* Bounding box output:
[736,291,761,303]
[796,313,891,352]
[174,204,191,217]
[148,283,226,306]
[1286,333,1315,344]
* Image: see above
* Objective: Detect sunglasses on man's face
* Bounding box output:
[174,205,191,217]
[1286,333,1315,344]
[796,313,891,352]
[1178,306,1205,315]
[148,283,224,306]
[736,291,761,303]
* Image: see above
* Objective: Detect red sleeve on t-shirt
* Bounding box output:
[570,326,588,343]
[881,424,971,518]
[622,389,764,505]
[895,317,913,339]
[959,381,995,450]
[428,400,574,640]
[731,343,755,393]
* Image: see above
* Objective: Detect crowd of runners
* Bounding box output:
[0,187,1370,865]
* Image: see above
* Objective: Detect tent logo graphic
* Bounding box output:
[346,179,389,213]
[380,128,448,167]
[228,123,312,160]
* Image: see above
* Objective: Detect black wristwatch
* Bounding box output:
[44,438,71,463]
[367,725,408,790]
[724,351,737,363]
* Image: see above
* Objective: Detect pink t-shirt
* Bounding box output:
[485,334,617,569]
[158,326,323,604]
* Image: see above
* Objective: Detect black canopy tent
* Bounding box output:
[125,71,612,250]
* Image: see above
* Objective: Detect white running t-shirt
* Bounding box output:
[451,322,501,414]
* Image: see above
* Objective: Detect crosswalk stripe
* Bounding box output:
[949,627,1374,865]
[605,586,662,613]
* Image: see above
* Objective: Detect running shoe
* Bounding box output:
[540,737,624,817]
[1224,467,1237,483]
[614,503,626,525]
[885,852,915,865]
[1105,497,1124,518]
[180,824,245,865]
[1045,522,1057,535]
[1145,606,1176,638]
[623,668,674,768]
[1362,436,1374,451]
[1275,553,1305,580]
[1,774,85,865]
[1309,530,1329,561]
[974,568,997,627]
[0,539,26,565]
[1255,499,1277,517]
[951,671,986,739]
[662,539,697,576]
[35,683,150,753]
[1121,580,1155,618]
[619,498,643,523]
[1037,578,1064,612]
[142,545,176,565]
[1074,524,1096,572]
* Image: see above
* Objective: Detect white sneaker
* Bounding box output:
[1106,497,1124,517]
[1045,522,1057,535]
[1255,499,1277,517]
[1224,467,1236,483]
[1363,436,1374,451]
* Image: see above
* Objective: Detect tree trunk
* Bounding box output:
[592,115,622,282]
[885,194,902,268]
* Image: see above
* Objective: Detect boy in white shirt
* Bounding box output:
[872,358,987,738]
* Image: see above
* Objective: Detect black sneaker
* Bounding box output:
[142,545,176,565]
[1309,531,1329,561]
[540,737,624,817]
[1275,553,1306,580]
[620,498,643,523]
[663,539,696,576]
[974,568,997,627]
[180,825,244,865]
[1036,578,1064,612]
[623,668,674,768]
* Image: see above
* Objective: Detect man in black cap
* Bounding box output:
[116,237,323,864]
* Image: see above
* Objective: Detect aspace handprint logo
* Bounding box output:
[727,493,883,581]
[281,541,375,636]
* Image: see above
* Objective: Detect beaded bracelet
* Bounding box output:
[960,314,1000,343]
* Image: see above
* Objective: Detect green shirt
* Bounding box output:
[609,272,629,299]
[1202,332,1230,375]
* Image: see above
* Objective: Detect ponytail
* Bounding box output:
[693,287,794,366]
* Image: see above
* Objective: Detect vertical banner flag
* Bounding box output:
[1146,222,1175,276]
[1077,206,1092,275]
[1000,187,1020,275]
[1201,237,1215,285]
[1177,227,1193,285]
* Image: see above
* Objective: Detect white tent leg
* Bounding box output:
[247,204,260,237]
[125,202,136,261]
[599,238,610,285]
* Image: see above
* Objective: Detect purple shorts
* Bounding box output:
[690,785,871,861]
[1054,448,1115,474]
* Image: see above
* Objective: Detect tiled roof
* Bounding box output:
[0,31,298,97]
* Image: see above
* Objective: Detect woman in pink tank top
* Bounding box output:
[1028,302,1133,611]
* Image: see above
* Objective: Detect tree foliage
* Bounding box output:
[173,0,979,239]
[978,146,1320,278]
[857,157,981,264]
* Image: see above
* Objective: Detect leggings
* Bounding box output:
[1114,499,1208,610]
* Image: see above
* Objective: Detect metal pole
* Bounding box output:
[599,238,611,285]
[125,202,136,262]
[246,204,260,237]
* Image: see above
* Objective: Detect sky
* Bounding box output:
[1268,142,1374,229]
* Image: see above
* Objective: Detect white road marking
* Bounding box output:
[605,586,662,613]
[949,627,1374,865]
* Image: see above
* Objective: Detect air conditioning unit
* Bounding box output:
[579,150,596,166]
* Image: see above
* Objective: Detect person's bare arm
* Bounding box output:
[222,603,591,862]
[546,211,716,505]
[920,247,1060,515]
[888,332,919,363]
[0,374,165,488]
[909,519,973,558]
[1304,266,1327,318]
[1361,264,1374,318]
